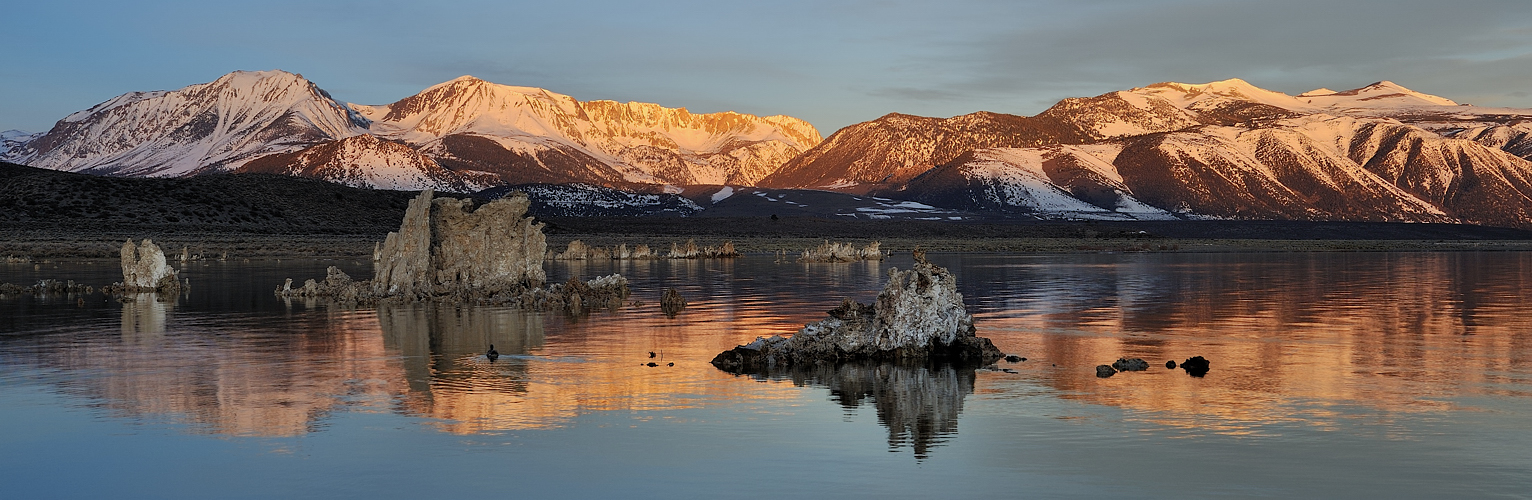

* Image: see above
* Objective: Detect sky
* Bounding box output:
[5,0,1532,135]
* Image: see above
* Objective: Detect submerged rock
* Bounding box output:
[1095,365,1117,378]
[711,253,1002,372]
[1112,358,1150,372]
[660,287,687,317]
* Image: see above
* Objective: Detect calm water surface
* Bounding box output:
[2,253,1530,498]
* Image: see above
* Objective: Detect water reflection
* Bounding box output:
[377,303,556,432]
[746,362,974,459]
[120,293,173,338]
[958,252,1532,436]
[2,253,1531,457]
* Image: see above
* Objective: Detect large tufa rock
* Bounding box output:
[117,239,180,293]
[278,189,626,310]
[712,253,1002,372]
[373,189,547,298]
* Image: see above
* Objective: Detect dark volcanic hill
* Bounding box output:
[0,160,418,234]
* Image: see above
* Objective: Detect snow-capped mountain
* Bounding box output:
[237,134,498,192]
[756,111,1081,191]
[348,76,820,187]
[4,71,367,176]
[1,130,38,154]
[3,71,820,191]
[787,79,1532,227]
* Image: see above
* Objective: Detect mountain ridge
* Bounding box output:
[3,70,822,191]
[11,74,1532,228]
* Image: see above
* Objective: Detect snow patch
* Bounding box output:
[710,186,735,204]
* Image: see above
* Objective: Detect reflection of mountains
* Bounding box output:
[962,253,1532,434]
[751,362,975,459]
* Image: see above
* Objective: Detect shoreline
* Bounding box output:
[6,230,1532,260]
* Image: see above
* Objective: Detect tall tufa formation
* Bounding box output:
[279,189,625,309]
[117,239,180,293]
[712,252,1003,372]
[373,189,547,298]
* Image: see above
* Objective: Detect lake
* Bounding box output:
[2,252,1530,498]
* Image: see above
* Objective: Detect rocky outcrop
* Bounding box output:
[111,239,180,293]
[372,189,547,299]
[278,189,626,310]
[666,239,741,259]
[615,244,659,260]
[1180,356,1210,377]
[549,240,733,261]
[278,267,368,302]
[520,274,631,314]
[1112,358,1149,371]
[0,280,95,297]
[798,241,883,263]
[552,240,607,260]
[711,253,1003,372]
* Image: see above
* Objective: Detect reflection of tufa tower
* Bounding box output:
[378,303,551,431]
[785,363,974,459]
[120,293,173,340]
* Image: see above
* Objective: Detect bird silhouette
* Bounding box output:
[486,344,499,362]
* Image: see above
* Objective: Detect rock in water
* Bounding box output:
[372,189,547,298]
[1112,358,1150,371]
[1181,356,1210,377]
[1096,365,1117,378]
[711,254,1002,372]
[118,239,179,292]
[660,287,687,317]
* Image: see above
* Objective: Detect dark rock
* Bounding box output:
[646,362,658,367]
[1004,355,1023,363]
[1180,356,1210,377]
[1095,365,1117,378]
[1166,360,1177,369]
[711,255,1003,373]
[1112,357,1150,371]
[648,351,656,358]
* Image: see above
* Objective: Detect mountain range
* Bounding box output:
[2,71,820,193]
[6,72,1532,228]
